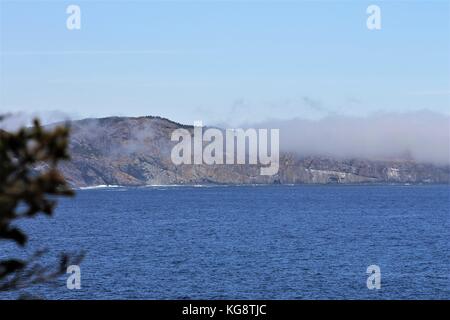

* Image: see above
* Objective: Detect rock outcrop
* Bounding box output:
[48,116,449,187]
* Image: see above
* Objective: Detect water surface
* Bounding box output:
[1,185,449,299]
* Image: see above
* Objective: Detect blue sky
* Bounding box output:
[0,0,449,125]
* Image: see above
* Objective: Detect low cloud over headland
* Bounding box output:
[250,110,450,165]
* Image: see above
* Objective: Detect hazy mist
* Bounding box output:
[250,111,450,165]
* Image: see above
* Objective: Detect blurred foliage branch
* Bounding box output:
[0,116,83,295]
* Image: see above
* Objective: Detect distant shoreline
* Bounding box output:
[76,183,450,190]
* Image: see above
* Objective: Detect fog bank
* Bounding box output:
[251,111,450,165]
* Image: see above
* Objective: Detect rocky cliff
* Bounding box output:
[47,116,449,187]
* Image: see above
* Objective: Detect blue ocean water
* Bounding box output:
[1,185,449,299]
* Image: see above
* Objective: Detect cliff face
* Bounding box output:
[51,116,449,187]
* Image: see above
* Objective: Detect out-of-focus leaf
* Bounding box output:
[0,259,25,277]
[0,227,27,246]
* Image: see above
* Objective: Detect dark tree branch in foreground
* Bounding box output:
[0,117,83,296]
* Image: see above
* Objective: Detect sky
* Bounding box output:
[0,0,449,125]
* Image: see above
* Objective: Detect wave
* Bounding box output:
[77,184,123,190]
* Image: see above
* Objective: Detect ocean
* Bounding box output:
[1,185,449,299]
